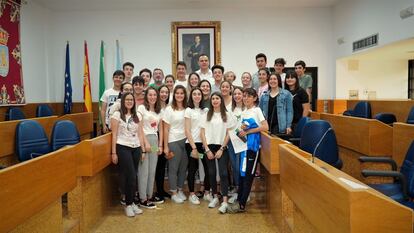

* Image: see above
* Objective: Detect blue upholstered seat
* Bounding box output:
[343,101,371,119]
[288,117,311,146]
[51,120,80,151]
[36,104,54,117]
[6,107,25,121]
[299,120,343,169]
[374,113,396,125]
[15,120,50,162]
[407,106,414,124]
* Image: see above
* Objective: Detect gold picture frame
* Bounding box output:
[171,21,221,75]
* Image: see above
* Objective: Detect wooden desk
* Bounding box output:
[69,133,113,232]
[317,99,347,114]
[279,144,413,233]
[58,112,93,140]
[0,146,77,233]
[310,111,320,119]
[348,100,414,122]
[260,132,291,174]
[393,123,414,167]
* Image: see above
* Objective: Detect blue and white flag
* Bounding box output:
[64,42,72,114]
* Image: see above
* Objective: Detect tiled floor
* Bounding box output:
[91,178,279,233]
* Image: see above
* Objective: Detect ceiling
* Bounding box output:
[32,0,340,11]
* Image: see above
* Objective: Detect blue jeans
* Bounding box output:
[228,141,240,187]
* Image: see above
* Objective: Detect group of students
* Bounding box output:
[100,53,312,217]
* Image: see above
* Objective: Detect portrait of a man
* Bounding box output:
[183,34,210,72]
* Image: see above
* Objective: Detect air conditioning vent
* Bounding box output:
[352,34,378,52]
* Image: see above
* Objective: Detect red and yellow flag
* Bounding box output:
[83,41,92,112]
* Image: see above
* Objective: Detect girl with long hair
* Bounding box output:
[284,71,310,131]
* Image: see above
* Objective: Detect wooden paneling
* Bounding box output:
[58,112,93,138]
[316,99,347,114]
[348,100,414,122]
[310,111,320,119]
[0,116,58,158]
[393,123,414,167]
[0,146,77,233]
[320,113,393,156]
[76,133,111,177]
[279,144,413,233]
[260,132,290,174]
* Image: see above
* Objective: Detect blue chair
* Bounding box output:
[288,117,311,146]
[407,106,414,124]
[5,107,25,121]
[374,113,396,126]
[51,120,80,151]
[360,141,414,204]
[36,104,54,117]
[15,120,50,162]
[343,101,371,119]
[300,120,343,169]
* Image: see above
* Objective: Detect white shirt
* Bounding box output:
[163,106,186,143]
[111,111,141,148]
[201,112,235,145]
[279,73,286,89]
[174,79,188,89]
[100,88,120,125]
[196,69,214,85]
[185,107,207,143]
[137,105,162,135]
[241,107,266,126]
[211,83,221,94]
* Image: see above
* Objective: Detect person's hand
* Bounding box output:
[215,149,223,159]
[238,130,247,137]
[206,151,214,160]
[191,148,199,159]
[111,153,118,164]
[102,125,109,134]
[145,143,151,152]
[141,152,146,161]
[164,146,169,156]
[286,127,292,135]
[158,146,163,155]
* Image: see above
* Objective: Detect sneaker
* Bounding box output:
[178,190,187,201]
[150,196,164,204]
[171,194,184,204]
[218,202,228,214]
[228,186,237,195]
[195,191,204,199]
[189,194,200,205]
[203,193,212,202]
[227,201,245,214]
[228,193,238,204]
[131,203,143,215]
[139,200,156,209]
[124,205,135,217]
[162,192,171,199]
[120,196,126,206]
[208,197,219,208]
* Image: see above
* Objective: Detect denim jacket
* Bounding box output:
[259,89,293,133]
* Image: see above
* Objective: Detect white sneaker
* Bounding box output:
[178,190,187,201]
[189,194,200,205]
[247,195,251,203]
[218,202,228,214]
[228,193,238,204]
[171,194,184,204]
[125,205,135,217]
[132,203,143,215]
[203,193,212,202]
[208,197,219,208]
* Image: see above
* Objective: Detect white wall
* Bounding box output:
[20,1,51,103]
[21,6,334,102]
[333,0,414,59]
[336,59,408,99]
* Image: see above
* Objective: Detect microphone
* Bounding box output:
[312,128,332,164]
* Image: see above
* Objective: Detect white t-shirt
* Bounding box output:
[163,106,186,143]
[174,79,188,89]
[196,69,214,85]
[280,73,286,89]
[201,112,235,145]
[111,111,141,148]
[100,88,120,125]
[184,107,207,143]
[241,107,266,126]
[137,105,162,135]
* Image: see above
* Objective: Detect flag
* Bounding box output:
[98,41,105,124]
[116,40,121,70]
[83,41,93,112]
[64,42,72,114]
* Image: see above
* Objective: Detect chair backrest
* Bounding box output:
[407,106,414,124]
[353,101,371,119]
[51,120,80,151]
[6,107,25,121]
[36,104,53,117]
[300,120,342,169]
[15,120,50,162]
[293,117,311,138]
[374,113,397,125]
[400,141,414,198]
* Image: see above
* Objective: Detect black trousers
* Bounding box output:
[117,144,141,205]
[238,150,258,207]
[206,144,229,197]
[185,143,210,193]
[155,152,167,195]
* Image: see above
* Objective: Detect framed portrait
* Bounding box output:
[171,21,221,74]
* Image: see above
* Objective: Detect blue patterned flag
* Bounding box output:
[64,42,72,114]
